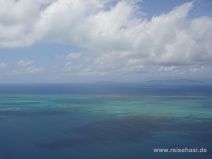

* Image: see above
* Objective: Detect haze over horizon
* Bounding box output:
[0,0,212,83]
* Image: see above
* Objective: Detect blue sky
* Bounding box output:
[0,0,212,83]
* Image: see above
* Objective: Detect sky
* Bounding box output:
[0,0,212,83]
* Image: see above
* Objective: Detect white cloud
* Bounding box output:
[0,0,212,77]
[0,62,8,71]
[14,59,44,74]
[64,51,144,76]
[0,60,44,75]
[189,65,210,73]
[17,59,34,67]
[0,0,55,47]
[159,66,178,72]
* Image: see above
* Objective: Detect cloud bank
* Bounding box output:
[0,0,212,78]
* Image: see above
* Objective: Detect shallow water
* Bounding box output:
[0,85,212,159]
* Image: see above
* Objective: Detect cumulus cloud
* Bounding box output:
[17,59,34,67]
[189,65,210,73]
[62,1,212,76]
[64,51,144,76]
[158,66,179,72]
[0,0,212,77]
[14,59,44,74]
[0,0,55,47]
[0,60,44,76]
[0,62,8,71]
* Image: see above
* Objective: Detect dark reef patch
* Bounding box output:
[36,116,173,150]
[0,110,67,117]
[36,116,212,150]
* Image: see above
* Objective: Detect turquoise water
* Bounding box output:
[0,92,212,158]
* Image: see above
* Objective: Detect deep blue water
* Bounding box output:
[0,84,212,159]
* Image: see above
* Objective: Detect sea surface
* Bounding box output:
[0,84,212,159]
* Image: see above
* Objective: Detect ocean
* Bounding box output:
[0,84,212,159]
